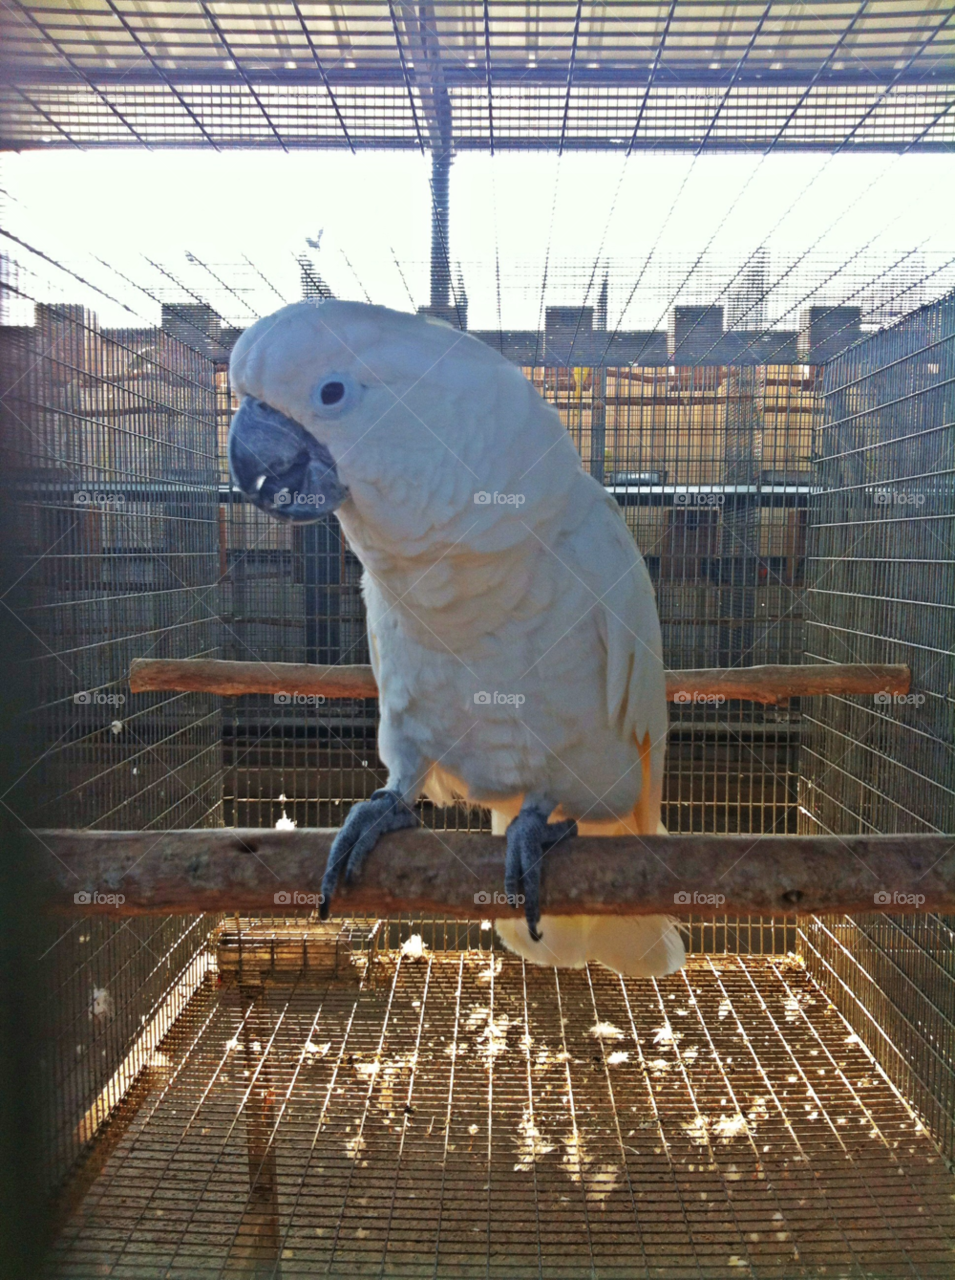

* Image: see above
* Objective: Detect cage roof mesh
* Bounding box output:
[1,1,954,150]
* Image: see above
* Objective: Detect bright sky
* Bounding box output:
[4,148,955,332]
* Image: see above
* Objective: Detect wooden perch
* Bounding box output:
[130,658,910,705]
[36,829,953,919]
[130,658,379,700]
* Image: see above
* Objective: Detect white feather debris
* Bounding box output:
[513,1109,556,1171]
[275,794,296,829]
[683,1113,751,1144]
[652,1023,682,1045]
[712,1114,750,1141]
[344,1133,366,1160]
[400,934,428,959]
[90,987,113,1020]
[466,1006,489,1031]
[478,1014,510,1062]
[477,956,503,983]
[590,1022,625,1041]
[562,1132,621,1205]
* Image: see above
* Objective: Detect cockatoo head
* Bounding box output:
[227,300,578,554]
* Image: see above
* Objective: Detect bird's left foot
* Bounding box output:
[504,803,577,942]
[320,788,418,920]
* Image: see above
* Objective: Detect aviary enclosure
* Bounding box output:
[1,3,954,1277]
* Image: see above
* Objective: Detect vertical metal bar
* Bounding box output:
[430,146,453,313]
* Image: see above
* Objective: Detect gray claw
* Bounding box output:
[320,788,418,919]
[504,807,577,942]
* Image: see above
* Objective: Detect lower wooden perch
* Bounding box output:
[130,657,910,705]
[36,829,953,918]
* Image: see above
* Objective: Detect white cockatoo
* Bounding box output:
[228,300,684,978]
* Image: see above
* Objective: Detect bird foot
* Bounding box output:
[320,788,418,920]
[504,805,577,942]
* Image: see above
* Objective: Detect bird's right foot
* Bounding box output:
[320,788,418,920]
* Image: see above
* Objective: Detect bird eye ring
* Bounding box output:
[312,372,360,417]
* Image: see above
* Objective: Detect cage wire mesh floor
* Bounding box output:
[50,945,955,1280]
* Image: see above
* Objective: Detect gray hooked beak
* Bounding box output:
[228,396,349,523]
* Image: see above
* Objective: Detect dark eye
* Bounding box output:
[320,380,345,406]
[312,372,360,417]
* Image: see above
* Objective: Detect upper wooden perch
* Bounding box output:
[130,658,910,705]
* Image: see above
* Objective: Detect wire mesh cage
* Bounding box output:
[0,248,225,1189]
[3,240,955,1273]
[3,1,955,151]
[4,0,955,1265]
[799,288,955,1168]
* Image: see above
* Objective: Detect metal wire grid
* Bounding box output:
[801,290,955,838]
[40,249,955,366]
[40,914,214,1193]
[219,911,796,966]
[0,248,226,1188]
[1,273,224,831]
[49,952,955,1278]
[798,288,955,1166]
[799,913,955,1169]
[3,1,955,151]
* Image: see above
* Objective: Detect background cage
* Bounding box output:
[799,289,955,1192]
[0,251,224,1191]
[4,252,954,1274]
[2,1,955,1273]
